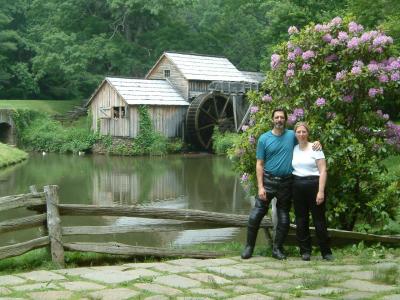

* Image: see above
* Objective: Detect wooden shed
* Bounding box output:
[146,52,254,101]
[87,77,189,138]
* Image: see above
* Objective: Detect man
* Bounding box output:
[241,108,320,260]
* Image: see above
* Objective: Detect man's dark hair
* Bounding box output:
[272,108,288,120]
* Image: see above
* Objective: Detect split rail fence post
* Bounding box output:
[44,185,65,268]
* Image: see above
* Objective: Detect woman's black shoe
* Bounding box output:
[301,253,311,261]
[323,254,334,261]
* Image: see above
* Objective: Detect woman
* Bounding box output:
[292,122,333,261]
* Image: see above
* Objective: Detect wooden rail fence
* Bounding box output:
[0,185,399,268]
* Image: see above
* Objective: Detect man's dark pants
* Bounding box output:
[244,173,292,257]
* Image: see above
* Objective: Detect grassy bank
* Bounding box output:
[0,99,82,115]
[0,143,28,168]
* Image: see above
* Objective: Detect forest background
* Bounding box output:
[1,0,400,102]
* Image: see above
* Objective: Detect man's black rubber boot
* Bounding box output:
[241,225,258,259]
[272,247,287,260]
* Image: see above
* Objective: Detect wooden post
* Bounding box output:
[44,185,65,268]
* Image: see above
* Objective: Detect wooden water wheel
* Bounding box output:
[186,92,235,149]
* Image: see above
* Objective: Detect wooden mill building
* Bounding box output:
[87,52,263,146]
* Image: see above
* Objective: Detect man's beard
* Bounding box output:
[274,122,285,129]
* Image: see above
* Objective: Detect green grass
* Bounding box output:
[373,265,399,285]
[384,155,400,177]
[0,143,28,168]
[0,99,83,115]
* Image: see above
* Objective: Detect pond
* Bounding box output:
[0,153,253,248]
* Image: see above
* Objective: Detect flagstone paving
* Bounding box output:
[0,255,398,299]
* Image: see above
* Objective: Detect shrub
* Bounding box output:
[212,127,240,155]
[230,17,400,230]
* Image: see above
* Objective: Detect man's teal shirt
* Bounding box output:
[256,129,297,177]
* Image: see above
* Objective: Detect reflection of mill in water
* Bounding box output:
[89,156,248,246]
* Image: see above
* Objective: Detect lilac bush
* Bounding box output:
[230,17,400,231]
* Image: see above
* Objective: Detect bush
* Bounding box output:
[230,17,400,231]
[212,127,240,155]
[14,109,99,153]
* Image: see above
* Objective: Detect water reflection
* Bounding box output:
[0,153,251,247]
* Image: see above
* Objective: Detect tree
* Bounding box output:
[231,17,400,231]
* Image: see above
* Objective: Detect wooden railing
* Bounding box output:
[1,185,399,268]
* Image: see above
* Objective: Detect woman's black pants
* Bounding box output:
[293,177,332,256]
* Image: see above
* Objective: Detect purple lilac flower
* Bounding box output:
[302,50,315,61]
[315,24,330,32]
[329,17,342,26]
[347,37,360,49]
[241,125,249,132]
[262,94,272,102]
[342,95,353,103]
[288,63,296,69]
[374,47,383,53]
[385,123,400,151]
[330,38,339,46]
[325,54,338,62]
[351,66,362,75]
[249,135,256,144]
[302,63,311,71]
[368,88,383,98]
[353,60,364,68]
[286,69,295,77]
[360,32,372,43]
[367,63,379,73]
[315,97,326,107]
[249,118,256,126]
[323,34,332,42]
[379,74,389,83]
[349,21,363,33]
[294,47,303,56]
[287,114,297,125]
[390,60,400,70]
[250,106,259,114]
[288,26,299,35]
[287,41,294,50]
[373,34,393,47]
[271,54,281,69]
[293,108,304,118]
[391,72,400,81]
[338,31,349,41]
[288,52,296,61]
[241,173,249,183]
[336,70,346,80]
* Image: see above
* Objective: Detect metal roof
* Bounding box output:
[157,52,250,82]
[105,77,188,106]
[240,71,265,83]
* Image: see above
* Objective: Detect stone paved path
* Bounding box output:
[0,255,399,299]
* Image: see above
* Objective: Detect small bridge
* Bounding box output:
[0,109,16,145]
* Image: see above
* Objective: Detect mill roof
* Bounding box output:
[87,77,189,106]
[147,52,251,82]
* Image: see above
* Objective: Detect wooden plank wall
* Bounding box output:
[89,83,130,137]
[146,57,189,100]
[129,106,186,138]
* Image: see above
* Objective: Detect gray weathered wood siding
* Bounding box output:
[146,57,189,100]
[129,105,186,138]
[90,82,130,137]
[90,82,186,138]
[188,80,211,99]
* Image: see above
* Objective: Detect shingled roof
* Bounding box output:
[87,77,189,106]
[146,52,251,82]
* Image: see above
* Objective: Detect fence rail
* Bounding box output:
[0,185,399,268]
